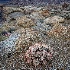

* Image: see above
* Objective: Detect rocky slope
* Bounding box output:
[0,4,70,70]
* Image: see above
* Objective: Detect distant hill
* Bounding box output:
[0,0,70,5]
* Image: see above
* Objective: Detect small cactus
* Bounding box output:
[24,43,53,67]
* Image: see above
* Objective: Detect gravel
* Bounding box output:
[0,33,20,55]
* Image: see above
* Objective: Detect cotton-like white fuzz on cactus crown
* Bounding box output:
[24,43,53,66]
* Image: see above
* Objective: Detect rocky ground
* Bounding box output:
[0,3,70,70]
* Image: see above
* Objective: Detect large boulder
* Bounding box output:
[44,16,64,25]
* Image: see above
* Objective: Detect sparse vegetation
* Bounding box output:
[0,2,70,70]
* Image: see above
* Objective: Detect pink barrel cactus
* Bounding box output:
[24,43,53,67]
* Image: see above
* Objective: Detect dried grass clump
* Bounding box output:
[47,23,67,38]
[17,16,35,28]
[15,28,42,50]
[44,16,64,25]
[40,10,50,17]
